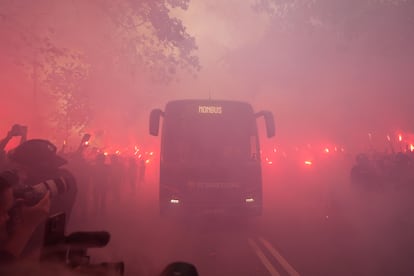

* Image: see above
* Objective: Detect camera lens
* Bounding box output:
[0,170,19,186]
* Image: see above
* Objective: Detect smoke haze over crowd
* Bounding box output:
[1,2,414,275]
[1,0,413,151]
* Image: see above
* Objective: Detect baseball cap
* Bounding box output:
[8,139,67,168]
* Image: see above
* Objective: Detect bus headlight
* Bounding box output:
[170,198,180,204]
[245,197,255,203]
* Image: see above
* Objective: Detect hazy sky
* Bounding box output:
[165,0,414,150]
[1,0,413,151]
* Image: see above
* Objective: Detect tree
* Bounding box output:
[0,0,200,139]
[252,0,414,50]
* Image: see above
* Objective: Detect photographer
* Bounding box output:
[0,171,50,263]
[7,139,77,257]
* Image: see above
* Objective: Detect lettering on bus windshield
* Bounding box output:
[198,105,222,114]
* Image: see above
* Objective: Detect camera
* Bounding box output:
[0,170,19,187]
[0,170,71,206]
[13,176,70,206]
[42,213,124,276]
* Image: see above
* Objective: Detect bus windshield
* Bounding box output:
[162,112,259,164]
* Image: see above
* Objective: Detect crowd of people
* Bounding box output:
[62,141,147,222]
[350,149,414,191]
[0,124,198,276]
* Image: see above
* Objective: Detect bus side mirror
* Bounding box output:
[256,111,275,138]
[149,109,164,136]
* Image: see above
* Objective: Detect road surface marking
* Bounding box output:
[259,237,301,276]
[248,238,281,276]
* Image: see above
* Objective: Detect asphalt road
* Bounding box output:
[70,163,414,276]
